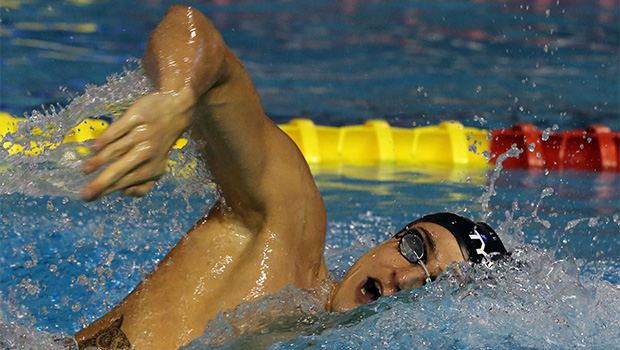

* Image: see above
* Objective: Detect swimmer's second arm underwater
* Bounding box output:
[75,5,328,350]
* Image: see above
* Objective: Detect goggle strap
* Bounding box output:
[417,259,432,285]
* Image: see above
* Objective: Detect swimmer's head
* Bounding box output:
[411,212,508,264]
[329,212,507,312]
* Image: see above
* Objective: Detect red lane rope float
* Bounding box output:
[490,124,619,172]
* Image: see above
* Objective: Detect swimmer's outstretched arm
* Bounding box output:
[76,5,327,350]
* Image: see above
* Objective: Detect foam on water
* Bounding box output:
[1,61,151,197]
[0,322,66,350]
[176,243,620,350]
[1,67,619,349]
[0,63,219,348]
[174,159,620,349]
[1,61,211,203]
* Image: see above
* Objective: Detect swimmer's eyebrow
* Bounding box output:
[418,227,437,256]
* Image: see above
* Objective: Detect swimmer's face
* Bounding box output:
[330,222,464,312]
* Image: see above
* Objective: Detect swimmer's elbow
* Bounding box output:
[145,5,228,94]
[164,4,198,19]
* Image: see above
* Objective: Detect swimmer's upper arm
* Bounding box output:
[74,315,130,349]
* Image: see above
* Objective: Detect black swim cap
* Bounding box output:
[412,212,508,264]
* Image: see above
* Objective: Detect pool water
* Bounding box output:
[1,0,619,349]
[2,0,618,131]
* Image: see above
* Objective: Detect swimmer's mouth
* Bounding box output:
[359,277,382,303]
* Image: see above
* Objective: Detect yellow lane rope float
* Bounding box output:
[0,112,490,167]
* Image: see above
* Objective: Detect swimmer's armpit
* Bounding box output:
[74,315,131,350]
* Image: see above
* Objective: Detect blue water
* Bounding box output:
[2,0,618,130]
[1,0,619,349]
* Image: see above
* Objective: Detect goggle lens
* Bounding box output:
[397,228,426,263]
[396,227,432,284]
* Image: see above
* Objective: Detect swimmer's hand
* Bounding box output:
[81,90,193,201]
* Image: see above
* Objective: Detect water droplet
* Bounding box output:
[587,217,599,227]
[541,187,554,197]
[528,143,536,152]
[79,315,90,327]
[72,302,81,312]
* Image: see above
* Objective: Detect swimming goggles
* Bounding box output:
[395,227,432,284]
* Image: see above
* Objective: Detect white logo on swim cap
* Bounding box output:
[468,229,489,259]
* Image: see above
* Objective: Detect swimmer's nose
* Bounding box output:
[393,265,430,291]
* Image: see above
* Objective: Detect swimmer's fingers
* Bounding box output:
[90,111,144,153]
[82,128,138,174]
[82,141,165,201]
[90,93,166,154]
[97,171,162,200]
[122,180,157,197]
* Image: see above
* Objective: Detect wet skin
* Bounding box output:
[330,222,465,312]
[74,6,467,350]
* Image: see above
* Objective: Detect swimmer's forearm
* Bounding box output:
[143,6,319,222]
[140,5,266,213]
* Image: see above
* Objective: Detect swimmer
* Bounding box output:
[74,5,507,350]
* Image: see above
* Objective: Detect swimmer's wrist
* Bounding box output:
[154,86,196,114]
